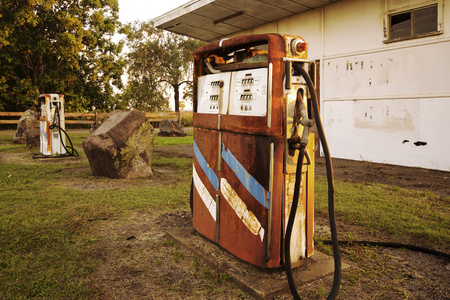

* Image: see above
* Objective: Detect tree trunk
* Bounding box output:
[173,84,181,126]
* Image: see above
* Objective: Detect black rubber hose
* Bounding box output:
[292,63,342,300]
[284,143,307,300]
[57,125,79,157]
[321,240,450,259]
[50,106,79,157]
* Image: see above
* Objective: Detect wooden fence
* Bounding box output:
[0,111,176,127]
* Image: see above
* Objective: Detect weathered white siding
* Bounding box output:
[230,0,450,171]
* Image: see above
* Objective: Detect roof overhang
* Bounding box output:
[154,0,340,42]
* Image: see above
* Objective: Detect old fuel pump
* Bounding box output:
[39,94,66,156]
[192,34,316,269]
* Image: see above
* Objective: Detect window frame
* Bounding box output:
[384,1,442,43]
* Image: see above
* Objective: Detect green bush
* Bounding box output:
[181,113,193,127]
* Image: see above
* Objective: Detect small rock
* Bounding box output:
[13,109,40,147]
[158,119,187,137]
[90,120,102,133]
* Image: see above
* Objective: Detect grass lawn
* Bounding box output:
[0,129,193,299]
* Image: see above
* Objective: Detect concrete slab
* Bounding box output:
[167,227,350,299]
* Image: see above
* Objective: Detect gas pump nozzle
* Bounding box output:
[288,88,314,156]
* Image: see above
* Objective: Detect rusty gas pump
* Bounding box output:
[191,34,316,268]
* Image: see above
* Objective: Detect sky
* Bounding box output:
[117,0,191,110]
[118,0,189,24]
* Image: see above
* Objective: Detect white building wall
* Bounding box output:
[323,0,385,55]
[232,0,450,171]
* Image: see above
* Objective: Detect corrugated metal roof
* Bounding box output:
[154,0,339,41]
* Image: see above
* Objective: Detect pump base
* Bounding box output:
[167,227,350,299]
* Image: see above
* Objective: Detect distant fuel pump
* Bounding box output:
[37,94,78,158]
[192,34,316,268]
[39,94,66,156]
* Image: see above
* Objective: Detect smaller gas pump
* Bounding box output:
[39,94,66,156]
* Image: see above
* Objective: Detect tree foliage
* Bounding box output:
[122,21,204,115]
[0,0,125,112]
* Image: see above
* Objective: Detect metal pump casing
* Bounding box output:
[192,34,315,268]
[39,94,66,156]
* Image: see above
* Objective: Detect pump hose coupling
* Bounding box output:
[288,88,314,155]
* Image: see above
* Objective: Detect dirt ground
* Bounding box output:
[86,144,449,300]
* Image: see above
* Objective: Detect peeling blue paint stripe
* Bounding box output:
[40,124,47,139]
[221,144,270,209]
[193,139,219,191]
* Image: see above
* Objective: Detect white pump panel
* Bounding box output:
[197,72,231,114]
[229,68,268,116]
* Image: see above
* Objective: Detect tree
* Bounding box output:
[123,21,204,124]
[0,0,125,112]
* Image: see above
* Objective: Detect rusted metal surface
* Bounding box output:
[192,127,219,243]
[192,34,314,268]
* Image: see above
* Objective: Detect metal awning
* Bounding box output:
[154,0,339,42]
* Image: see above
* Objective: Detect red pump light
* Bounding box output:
[291,38,309,55]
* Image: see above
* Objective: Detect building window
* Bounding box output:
[387,4,439,42]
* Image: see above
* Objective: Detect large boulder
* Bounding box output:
[12,109,40,147]
[83,110,154,179]
[158,119,187,137]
